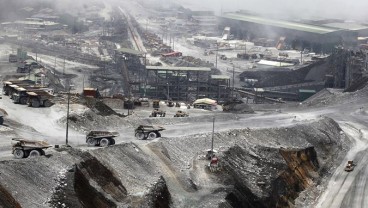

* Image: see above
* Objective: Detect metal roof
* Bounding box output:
[115,48,145,56]
[146,66,211,72]
[323,22,368,31]
[211,75,230,80]
[14,20,59,26]
[193,98,217,105]
[222,13,342,34]
[16,87,26,91]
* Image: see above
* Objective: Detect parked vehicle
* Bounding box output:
[27,91,54,107]
[344,160,356,172]
[86,131,119,147]
[135,125,165,140]
[12,138,52,159]
[12,87,29,104]
[174,110,189,117]
[149,109,166,117]
[134,98,149,107]
[167,100,174,107]
[13,87,53,105]
[2,79,34,96]
[153,100,160,108]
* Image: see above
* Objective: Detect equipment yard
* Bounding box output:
[0,0,368,207]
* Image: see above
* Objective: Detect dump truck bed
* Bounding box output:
[87,131,120,138]
[136,125,165,132]
[27,90,54,97]
[12,138,52,148]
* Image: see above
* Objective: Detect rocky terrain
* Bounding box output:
[0,115,350,207]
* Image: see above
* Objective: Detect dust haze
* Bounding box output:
[173,0,368,21]
[1,0,367,21]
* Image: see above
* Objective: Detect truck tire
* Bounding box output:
[29,150,41,157]
[44,100,52,107]
[20,97,27,105]
[13,149,24,159]
[148,132,157,139]
[0,117,3,125]
[135,132,145,140]
[108,138,115,145]
[31,99,40,108]
[100,138,109,147]
[87,138,96,146]
[156,132,161,138]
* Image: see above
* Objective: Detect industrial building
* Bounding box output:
[11,18,61,31]
[322,22,368,37]
[219,12,360,52]
[145,66,230,102]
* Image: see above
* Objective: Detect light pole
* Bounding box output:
[66,85,74,146]
[211,117,215,159]
[215,43,218,68]
[167,82,170,100]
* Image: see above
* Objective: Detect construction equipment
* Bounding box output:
[12,138,52,159]
[220,55,227,60]
[12,87,28,104]
[208,156,221,172]
[153,100,160,108]
[124,99,134,109]
[149,109,166,117]
[86,131,119,147]
[344,160,356,172]
[2,80,34,96]
[167,100,174,107]
[27,91,54,107]
[82,88,101,98]
[8,84,31,99]
[134,98,149,107]
[13,87,53,104]
[174,110,189,117]
[135,125,165,140]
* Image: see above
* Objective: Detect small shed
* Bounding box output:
[193,98,217,110]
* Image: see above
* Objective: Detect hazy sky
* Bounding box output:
[173,0,368,21]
